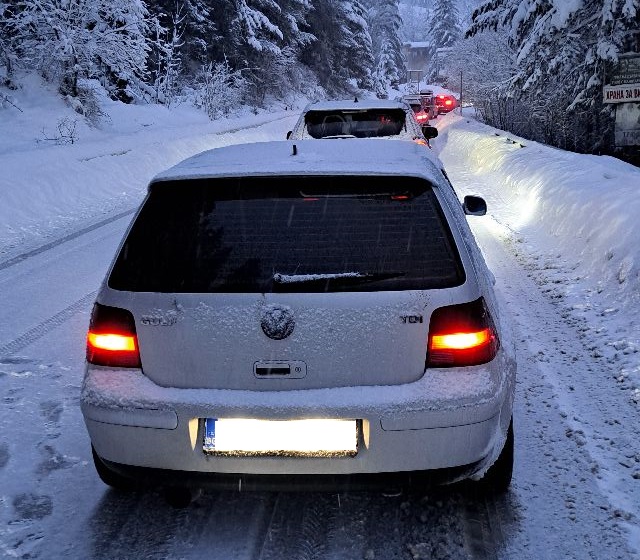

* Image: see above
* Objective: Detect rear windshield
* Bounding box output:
[109,176,464,293]
[304,109,406,138]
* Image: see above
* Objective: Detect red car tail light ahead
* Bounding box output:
[87,303,141,368]
[427,298,499,367]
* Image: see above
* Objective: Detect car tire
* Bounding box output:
[91,445,139,491]
[478,418,514,494]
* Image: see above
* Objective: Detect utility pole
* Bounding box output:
[459,71,463,115]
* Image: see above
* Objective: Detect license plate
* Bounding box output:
[203,418,358,457]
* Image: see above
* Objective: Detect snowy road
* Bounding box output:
[1,113,639,559]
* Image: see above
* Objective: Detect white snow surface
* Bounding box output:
[152,136,443,182]
[0,76,297,260]
[1,79,640,558]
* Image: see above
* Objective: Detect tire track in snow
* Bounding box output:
[0,114,294,273]
[0,291,96,358]
[461,489,508,560]
[0,209,136,272]
[255,493,334,560]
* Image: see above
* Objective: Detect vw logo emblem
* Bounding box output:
[260,305,295,340]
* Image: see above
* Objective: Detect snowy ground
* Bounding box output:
[0,75,299,261]
[1,79,640,559]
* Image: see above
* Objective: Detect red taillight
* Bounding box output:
[86,303,141,368]
[445,99,453,106]
[416,114,428,121]
[88,332,136,351]
[427,298,499,367]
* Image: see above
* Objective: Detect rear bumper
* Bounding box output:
[82,362,514,482]
[96,454,482,492]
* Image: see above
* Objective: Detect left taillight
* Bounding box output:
[86,303,141,368]
[427,298,499,367]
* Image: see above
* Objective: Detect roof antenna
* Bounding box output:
[292,143,298,156]
[354,96,359,103]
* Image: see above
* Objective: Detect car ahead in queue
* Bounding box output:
[436,93,458,114]
[81,139,516,499]
[402,92,438,123]
[419,90,439,119]
[286,98,438,147]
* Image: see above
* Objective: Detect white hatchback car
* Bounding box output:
[286,98,438,146]
[82,139,515,498]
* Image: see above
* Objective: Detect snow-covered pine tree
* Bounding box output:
[366,0,406,96]
[430,0,462,49]
[177,0,221,64]
[468,0,640,152]
[333,0,376,91]
[0,2,19,87]
[447,27,518,128]
[298,0,339,92]
[222,0,315,104]
[457,0,483,28]
[4,0,150,103]
[147,3,186,105]
[426,0,462,84]
[258,0,315,99]
[399,2,430,43]
[231,0,283,55]
[145,0,224,103]
[299,0,375,94]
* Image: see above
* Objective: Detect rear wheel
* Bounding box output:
[91,445,139,491]
[478,418,513,493]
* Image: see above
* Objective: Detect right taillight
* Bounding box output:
[86,303,141,368]
[427,298,499,367]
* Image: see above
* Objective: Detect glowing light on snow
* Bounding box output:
[511,190,540,229]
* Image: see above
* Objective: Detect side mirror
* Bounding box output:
[421,125,438,139]
[463,195,487,216]
[286,130,293,140]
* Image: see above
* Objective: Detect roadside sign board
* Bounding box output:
[615,103,640,147]
[606,54,640,146]
[610,55,640,86]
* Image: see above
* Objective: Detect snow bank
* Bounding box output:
[436,113,640,313]
[0,76,298,258]
[435,112,640,404]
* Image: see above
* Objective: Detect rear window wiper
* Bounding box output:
[321,134,357,139]
[272,272,406,289]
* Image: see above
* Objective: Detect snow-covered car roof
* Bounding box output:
[300,99,412,111]
[152,139,444,184]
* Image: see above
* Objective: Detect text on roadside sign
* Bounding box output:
[603,84,640,104]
